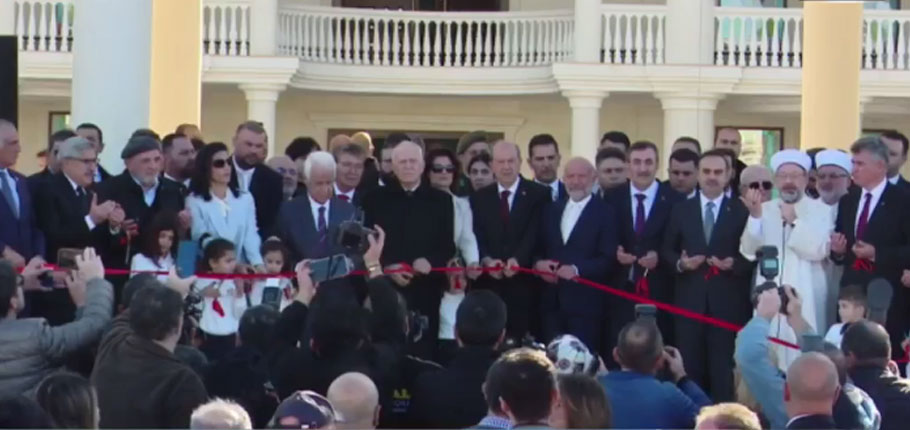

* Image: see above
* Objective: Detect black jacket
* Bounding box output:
[849,365,910,430]
[411,346,500,428]
[470,178,549,267]
[204,345,279,429]
[229,158,284,239]
[787,414,837,429]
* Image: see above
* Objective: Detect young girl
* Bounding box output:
[195,238,247,361]
[249,240,294,311]
[130,212,178,283]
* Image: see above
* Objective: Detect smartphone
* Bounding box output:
[261,286,281,309]
[56,248,82,270]
[176,240,199,277]
[309,254,353,283]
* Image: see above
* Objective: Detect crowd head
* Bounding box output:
[483,348,558,426]
[595,147,627,191]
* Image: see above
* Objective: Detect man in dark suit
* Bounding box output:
[604,141,683,362]
[27,129,77,194]
[161,132,196,192]
[33,136,121,325]
[831,136,910,361]
[332,142,369,207]
[880,130,910,191]
[536,157,616,351]
[362,140,455,358]
[471,141,549,341]
[661,149,752,402]
[75,123,112,183]
[277,151,356,263]
[843,321,910,430]
[666,148,700,199]
[0,120,45,267]
[784,353,840,430]
[715,127,747,195]
[229,121,284,239]
[527,134,567,203]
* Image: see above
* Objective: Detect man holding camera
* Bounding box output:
[740,149,834,370]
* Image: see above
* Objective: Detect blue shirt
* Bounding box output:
[600,370,711,429]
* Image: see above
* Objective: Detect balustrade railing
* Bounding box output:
[203,0,251,56]
[714,7,802,67]
[14,0,74,52]
[600,5,666,65]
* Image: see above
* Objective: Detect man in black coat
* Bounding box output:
[603,141,682,363]
[76,123,112,184]
[471,141,549,341]
[27,129,76,194]
[411,290,505,428]
[229,121,284,239]
[362,140,455,358]
[842,321,910,430]
[831,137,910,361]
[784,353,841,430]
[0,120,45,266]
[715,127,747,195]
[880,130,910,191]
[661,149,752,402]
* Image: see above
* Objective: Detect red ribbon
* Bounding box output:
[212,298,225,317]
[704,265,721,281]
[851,259,874,273]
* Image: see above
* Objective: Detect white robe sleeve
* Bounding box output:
[787,202,832,262]
[740,216,765,261]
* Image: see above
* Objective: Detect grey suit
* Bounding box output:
[277,195,356,263]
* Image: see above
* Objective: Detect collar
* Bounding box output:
[232,157,254,174]
[863,177,888,198]
[334,182,354,196]
[566,193,592,208]
[131,174,158,191]
[535,178,557,188]
[686,189,697,199]
[888,175,901,185]
[786,414,832,427]
[498,179,519,196]
[63,173,82,192]
[630,180,659,201]
[163,172,186,184]
[401,181,421,193]
[309,194,330,210]
[477,415,512,430]
[700,191,724,209]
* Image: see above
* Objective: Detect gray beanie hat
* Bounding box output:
[121,136,162,160]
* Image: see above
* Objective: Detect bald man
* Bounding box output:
[535,157,616,350]
[362,140,455,358]
[785,352,840,429]
[470,141,549,341]
[327,373,380,430]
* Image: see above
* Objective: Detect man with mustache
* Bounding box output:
[740,149,834,371]
[815,149,853,326]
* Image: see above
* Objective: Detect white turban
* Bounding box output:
[770,149,812,173]
[814,149,852,174]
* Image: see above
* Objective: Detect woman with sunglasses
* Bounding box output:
[186,142,264,270]
[425,148,480,276]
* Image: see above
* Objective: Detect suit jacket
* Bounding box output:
[535,179,567,203]
[410,346,500,428]
[849,365,910,430]
[229,158,284,239]
[26,168,54,195]
[604,182,683,299]
[661,194,753,322]
[276,195,355,263]
[471,178,549,267]
[94,172,185,268]
[186,191,263,265]
[893,175,910,193]
[539,196,617,315]
[0,169,45,259]
[786,414,837,429]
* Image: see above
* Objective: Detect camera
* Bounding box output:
[635,304,657,321]
[336,220,376,254]
[752,246,790,314]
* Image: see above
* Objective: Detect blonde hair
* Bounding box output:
[696,403,761,430]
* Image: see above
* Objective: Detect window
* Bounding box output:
[48,111,70,135]
[715,126,784,167]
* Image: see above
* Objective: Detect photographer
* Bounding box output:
[0,249,113,398]
[599,319,711,429]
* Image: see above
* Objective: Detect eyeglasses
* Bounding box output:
[749,181,773,191]
[67,157,98,166]
[212,159,229,168]
[431,165,456,174]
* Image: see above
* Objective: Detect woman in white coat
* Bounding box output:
[186,142,264,268]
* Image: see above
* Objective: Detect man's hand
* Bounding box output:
[707,256,734,271]
[385,263,414,287]
[756,287,781,321]
[412,258,432,275]
[165,267,195,298]
[638,251,658,271]
[782,284,803,320]
[466,262,482,280]
[780,202,797,225]
[121,219,139,238]
[64,272,88,308]
[663,346,687,382]
[853,241,876,261]
[617,245,637,266]
[108,206,126,231]
[556,265,577,281]
[902,270,910,288]
[89,194,117,225]
[482,257,505,280]
[503,258,519,278]
[1,246,26,268]
[534,260,559,284]
[363,225,385,267]
[200,285,220,298]
[830,232,847,255]
[740,188,763,218]
[177,209,192,233]
[20,256,51,292]
[679,250,706,271]
[75,247,104,281]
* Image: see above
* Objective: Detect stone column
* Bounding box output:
[566,91,607,161]
[241,83,285,157]
[657,92,721,165]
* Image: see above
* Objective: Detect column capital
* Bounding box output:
[655,92,724,111]
[563,90,608,109]
[239,83,286,101]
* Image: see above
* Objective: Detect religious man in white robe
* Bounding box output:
[740,149,834,370]
[814,149,854,329]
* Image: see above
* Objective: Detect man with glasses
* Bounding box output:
[27,129,77,194]
[738,165,774,203]
[815,149,854,326]
[740,149,834,371]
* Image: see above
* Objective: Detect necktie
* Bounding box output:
[75,187,89,215]
[500,190,511,225]
[551,184,558,202]
[634,193,646,238]
[856,192,873,241]
[338,194,350,202]
[704,201,716,244]
[0,170,17,219]
[317,206,327,245]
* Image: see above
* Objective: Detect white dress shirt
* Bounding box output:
[536,179,560,201]
[561,195,591,244]
[309,195,331,232]
[334,183,355,201]
[130,253,174,283]
[93,167,103,184]
[888,175,902,185]
[497,180,519,210]
[132,175,158,207]
[854,178,887,234]
[629,180,659,224]
[700,192,725,223]
[0,168,20,214]
[233,158,255,192]
[64,174,96,230]
[164,173,190,188]
[195,279,247,336]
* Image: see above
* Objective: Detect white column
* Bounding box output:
[0,0,15,35]
[657,92,721,165]
[573,0,602,62]
[72,0,153,172]
[240,83,285,157]
[566,91,606,161]
[249,0,278,55]
[665,0,715,64]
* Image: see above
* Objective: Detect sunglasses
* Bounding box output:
[212,159,229,168]
[748,181,773,191]
[431,165,456,174]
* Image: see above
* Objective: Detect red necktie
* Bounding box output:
[634,193,647,238]
[338,194,350,202]
[500,190,511,225]
[856,192,872,241]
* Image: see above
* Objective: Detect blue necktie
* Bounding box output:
[0,170,17,219]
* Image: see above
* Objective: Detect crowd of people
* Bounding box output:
[1,116,910,430]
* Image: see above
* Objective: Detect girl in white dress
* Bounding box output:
[195,238,247,361]
[129,212,178,283]
[249,240,294,311]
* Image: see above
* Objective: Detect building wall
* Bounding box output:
[15,97,71,175]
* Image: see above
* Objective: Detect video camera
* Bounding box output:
[751,245,791,314]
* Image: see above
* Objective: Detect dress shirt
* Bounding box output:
[536,179,560,201]
[888,175,900,185]
[854,178,887,234]
[232,158,255,192]
[724,187,733,199]
[334,183,355,201]
[93,167,103,184]
[687,189,698,200]
[497,180,519,210]
[629,180,659,223]
[561,195,591,244]
[65,174,95,230]
[0,168,20,214]
[164,173,190,188]
[309,195,331,232]
[131,175,158,207]
[700,192,725,223]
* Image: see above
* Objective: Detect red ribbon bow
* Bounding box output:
[704,265,721,281]
[634,276,650,298]
[851,259,874,273]
[212,298,225,317]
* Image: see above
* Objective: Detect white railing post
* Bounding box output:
[250,0,277,55]
[574,0,600,62]
[666,0,713,65]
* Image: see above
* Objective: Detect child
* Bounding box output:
[130,212,178,283]
[437,257,467,365]
[249,240,294,311]
[195,238,247,361]
[824,284,867,348]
